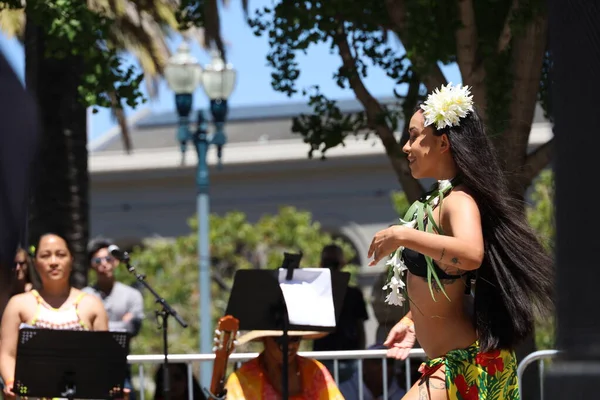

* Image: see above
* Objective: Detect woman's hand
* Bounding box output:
[384,318,416,360]
[368,226,404,266]
[3,380,16,400]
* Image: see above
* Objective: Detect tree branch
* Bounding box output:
[497,0,520,53]
[384,0,447,91]
[522,138,554,185]
[109,91,132,154]
[455,0,478,79]
[499,14,548,186]
[335,29,424,201]
[211,263,232,292]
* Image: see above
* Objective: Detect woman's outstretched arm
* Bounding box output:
[369,190,484,271]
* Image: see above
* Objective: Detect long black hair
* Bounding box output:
[425,106,554,352]
[32,232,75,257]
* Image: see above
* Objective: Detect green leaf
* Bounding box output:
[425,224,450,302]
[425,203,442,235]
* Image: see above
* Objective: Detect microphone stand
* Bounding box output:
[121,251,188,400]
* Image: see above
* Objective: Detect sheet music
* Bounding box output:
[277,268,336,327]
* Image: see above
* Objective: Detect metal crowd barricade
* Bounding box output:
[128,348,427,400]
[516,349,559,400]
[128,348,557,400]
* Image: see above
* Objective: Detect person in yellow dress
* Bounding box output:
[225,330,344,400]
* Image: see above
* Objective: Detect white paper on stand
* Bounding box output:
[277,268,336,327]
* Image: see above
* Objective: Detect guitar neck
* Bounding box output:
[210,356,230,397]
[209,315,239,398]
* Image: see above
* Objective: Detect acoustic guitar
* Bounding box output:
[208,315,240,399]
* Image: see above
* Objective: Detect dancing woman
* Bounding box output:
[368,84,553,399]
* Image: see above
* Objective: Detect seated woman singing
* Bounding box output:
[225,330,344,400]
[0,233,108,399]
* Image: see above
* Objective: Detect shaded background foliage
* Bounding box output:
[526,170,555,350]
[113,206,358,355]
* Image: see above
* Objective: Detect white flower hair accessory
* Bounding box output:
[420,83,474,130]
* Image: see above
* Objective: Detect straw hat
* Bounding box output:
[236,330,329,346]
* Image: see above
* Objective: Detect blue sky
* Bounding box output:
[0,0,461,141]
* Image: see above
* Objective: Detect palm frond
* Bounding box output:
[0,7,24,41]
[0,0,179,154]
[181,25,206,48]
[202,0,225,58]
[105,1,176,131]
[198,0,249,60]
[143,0,178,29]
[87,0,127,17]
[111,7,171,75]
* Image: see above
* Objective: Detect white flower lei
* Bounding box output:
[383,179,454,306]
[420,83,474,130]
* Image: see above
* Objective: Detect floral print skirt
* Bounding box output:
[418,341,520,400]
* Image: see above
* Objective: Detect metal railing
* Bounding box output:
[128,348,557,400]
[516,349,559,400]
[128,349,427,400]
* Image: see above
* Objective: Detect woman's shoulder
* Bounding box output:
[227,357,260,383]
[75,289,104,309]
[443,185,480,214]
[239,356,260,371]
[448,184,477,201]
[297,356,331,375]
[8,291,36,307]
[3,292,36,318]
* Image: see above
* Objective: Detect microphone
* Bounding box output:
[108,244,129,262]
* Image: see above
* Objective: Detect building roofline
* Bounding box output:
[89,122,553,174]
[134,97,399,129]
[89,108,153,152]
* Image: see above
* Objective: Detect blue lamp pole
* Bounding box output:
[165,44,236,388]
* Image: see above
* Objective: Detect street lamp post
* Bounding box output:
[163,43,202,162]
[165,43,236,388]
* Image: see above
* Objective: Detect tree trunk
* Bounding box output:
[498,14,549,197]
[25,18,89,288]
[492,15,549,396]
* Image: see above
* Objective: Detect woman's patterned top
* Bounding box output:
[28,290,89,331]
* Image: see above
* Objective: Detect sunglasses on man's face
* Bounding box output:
[93,256,115,265]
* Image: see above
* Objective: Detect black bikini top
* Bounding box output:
[401,177,473,289]
[402,247,464,280]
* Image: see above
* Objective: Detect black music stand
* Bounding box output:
[14,328,129,400]
[225,252,349,400]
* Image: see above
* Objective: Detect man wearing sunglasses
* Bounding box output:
[83,239,145,399]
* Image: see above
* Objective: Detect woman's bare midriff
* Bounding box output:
[407,272,477,359]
